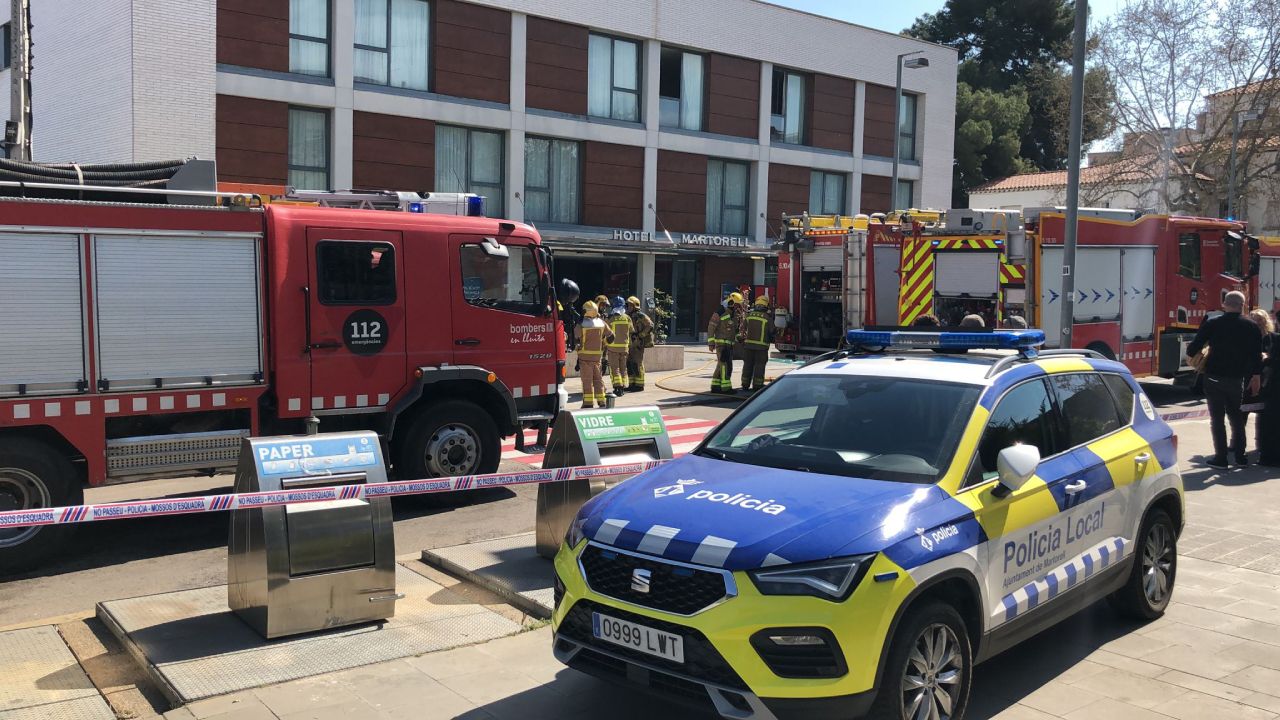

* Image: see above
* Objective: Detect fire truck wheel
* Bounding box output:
[398,401,500,479]
[0,439,81,574]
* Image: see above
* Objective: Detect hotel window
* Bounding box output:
[809,171,847,215]
[770,68,806,144]
[899,94,918,161]
[524,137,581,225]
[659,47,703,131]
[289,0,330,77]
[896,180,914,211]
[588,34,641,122]
[288,108,330,190]
[706,159,750,236]
[436,125,505,217]
[354,0,430,91]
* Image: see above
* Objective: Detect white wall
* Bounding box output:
[31,0,134,162]
[131,0,216,161]
[968,188,1058,211]
[0,2,12,129]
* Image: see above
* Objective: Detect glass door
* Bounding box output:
[672,259,700,340]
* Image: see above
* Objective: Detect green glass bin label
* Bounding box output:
[574,409,666,442]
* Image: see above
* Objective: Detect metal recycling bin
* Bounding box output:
[535,406,673,558]
[228,431,397,639]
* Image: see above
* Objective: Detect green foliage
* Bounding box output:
[907,0,1116,203]
[651,288,673,344]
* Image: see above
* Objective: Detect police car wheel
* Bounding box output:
[870,601,972,720]
[398,401,500,480]
[1109,508,1177,620]
[0,439,81,575]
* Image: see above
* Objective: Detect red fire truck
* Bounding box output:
[0,186,563,569]
[1026,207,1264,378]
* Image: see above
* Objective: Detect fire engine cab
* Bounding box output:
[0,182,564,570]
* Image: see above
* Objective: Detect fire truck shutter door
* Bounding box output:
[1258,257,1280,314]
[873,246,901,325]
[805,244,845,272]
[1040,246,1064,347]
[0,233,86,393]
[94,234,263,390]
[1120,248,1155,342]
[935,251,998,298]
[1074,248,1122,322]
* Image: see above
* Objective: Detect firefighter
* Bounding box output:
[626,296,655,392]
[558,279,581,351]
[594,294,612,376]
[575,300,611,408]
[606,296,633,395]
[708,293,743,393]
[741,295,773,391]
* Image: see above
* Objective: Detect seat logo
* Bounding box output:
[631,568,652,593]
[653,478,701,498]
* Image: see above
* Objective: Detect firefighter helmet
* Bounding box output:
[754,295,769,308]
[626,295,641,308]
[595,294,609,309]
[610,296,626,312]
[728,292,745,305]
[582,300,599,317]
[560,278,580,302]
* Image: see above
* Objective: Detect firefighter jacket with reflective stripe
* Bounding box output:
[744,309,772,347]
[576,317,610,357]
[606,313,633,350]
[711,308,739,345]
[629,310,655,348]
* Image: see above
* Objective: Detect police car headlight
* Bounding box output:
[564,516,587,550]
[747,555,874,602]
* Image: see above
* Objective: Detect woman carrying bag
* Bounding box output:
[1251,309,1280,466]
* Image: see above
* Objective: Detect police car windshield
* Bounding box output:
[699,374,980,483]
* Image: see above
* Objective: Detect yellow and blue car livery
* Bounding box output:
[551,329,1182,720]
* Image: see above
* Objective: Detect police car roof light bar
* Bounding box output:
[845,329,1046,357]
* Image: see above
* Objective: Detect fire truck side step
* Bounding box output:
[516,412,554,451]
[105,429,250,480]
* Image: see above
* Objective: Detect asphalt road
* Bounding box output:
[0,387,1195,628]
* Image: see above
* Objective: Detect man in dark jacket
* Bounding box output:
[1187,290,1263,468]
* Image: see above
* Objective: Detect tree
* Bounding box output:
[954,84,1032,203]
[1093,0,1280,221]
[906,0,1116,204]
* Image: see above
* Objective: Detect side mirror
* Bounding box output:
[479,236,509,258]
[992,444,1040,498]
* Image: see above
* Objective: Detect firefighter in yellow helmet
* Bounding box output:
[605,296,633,395]
[625,296,654,392]
[575,300,612,408]
[594,294,612,377]
[708,292,744,393]
[742,295,773,391]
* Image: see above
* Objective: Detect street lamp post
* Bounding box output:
[891,52,929,212]
[1227,109,1261,220]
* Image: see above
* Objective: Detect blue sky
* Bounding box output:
[768,0,1126,35]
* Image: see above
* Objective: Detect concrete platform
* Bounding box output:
[96,564,523,707]
[421,533,555,620]
[0,625,114,720]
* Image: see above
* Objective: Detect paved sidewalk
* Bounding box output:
[156,417,1280,720]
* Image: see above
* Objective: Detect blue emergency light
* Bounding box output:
[467,195,485,217]
[407,201,425,213]
[846,329,1046,354]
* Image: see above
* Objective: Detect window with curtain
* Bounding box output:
[587,33,640,122]
[524,137,580,225]
[435,125,505,217]
[770,68,806,144]
[706,159,750,236]
[289,108,330,190]
[354,0,430,90]
[895,180,914,211]
[289,0,330,76]
[659,47,704,131]
[898,94,918,161]
[809,171,846,215]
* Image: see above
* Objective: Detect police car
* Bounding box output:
[551,330,1181,720]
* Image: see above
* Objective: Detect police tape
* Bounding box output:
[0,460,670,530]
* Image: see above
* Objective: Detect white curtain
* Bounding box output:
[550,140,579,223]
[824,174,845,214]
[390,0,429,90]
[435,126,468,193]
[470,130,504,216]
[706,160,725,233]
[289,0,328,76]
[289,109,328,190]
[784,73,804,144]
[612,39,639,121]
[723,161,749,235]
[353,0,388,84]
[680,53,703,131]
[523,138,550,223]
[587,35,612,118]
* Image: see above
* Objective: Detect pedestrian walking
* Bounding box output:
[1243,309,1273,452]
[575,301,611,408]
[741,295,772,391]
[625,296,654,392]
[708,293,743,393]
[605,296,632,396]
[1186,290,1263,468]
